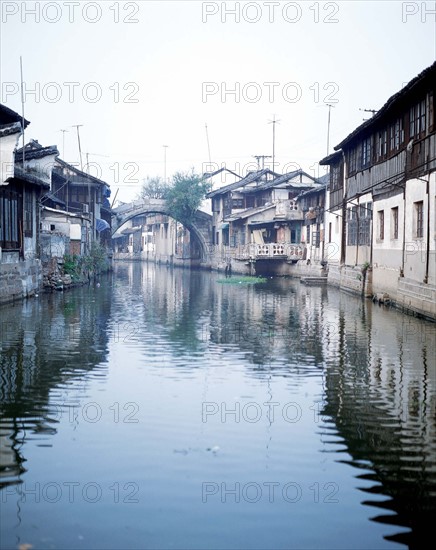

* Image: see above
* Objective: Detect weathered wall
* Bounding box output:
[0,256,43,305]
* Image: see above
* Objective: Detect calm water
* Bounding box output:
[0,262,435,550]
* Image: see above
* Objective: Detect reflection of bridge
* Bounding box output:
[112,199,213,262]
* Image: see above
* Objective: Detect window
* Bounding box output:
[361,136,372,168]
[212,198,220,212]
[378,210,384,240]
[418,99,426,135]
[24,189,33,237]
[290,228,300,243]
[222,226,229,246]
[0,188,20,249]
[331,163,342,190]
[410,100,426,138]
[391,207,399,239]
[415,201,424,238]
[328,222,332,243]
[71,186,87,204]
[232,198,244,209]
[245,196,255,209]
[223,197,231,217]
[389,118,404,151]
[347,206,358,245]
[377,129,388,159]
[358,202,372,218]
[348,147,357,174]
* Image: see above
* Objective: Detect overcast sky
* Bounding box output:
[1,0,435,203]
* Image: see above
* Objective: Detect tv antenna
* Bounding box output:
[359,108,378,121]
[253,155,272,170]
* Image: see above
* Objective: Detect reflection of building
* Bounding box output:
[0,283,112,489]
[321,61,436,318]
[319,294,436,548]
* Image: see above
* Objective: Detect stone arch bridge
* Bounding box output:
[111,199,213,264]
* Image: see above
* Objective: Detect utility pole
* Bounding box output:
[19,56,25,166]
[72,124,84,172]
[253,155,272,170]
[268,115,280,172]
[72,124,90,247]
[163,145,168,183]
[326,104,335,156]
[205,123,211,166]
[59,129,68,158]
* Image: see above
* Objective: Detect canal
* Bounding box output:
[0,262,435,549]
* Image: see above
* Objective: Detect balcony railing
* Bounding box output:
[243,243,304,260]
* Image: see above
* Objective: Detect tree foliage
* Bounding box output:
[140,176,169,199]
[165,171,212,225]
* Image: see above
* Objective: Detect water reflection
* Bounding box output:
[0,284,112,490]
[0,263,434,549]
[319,300,436,548]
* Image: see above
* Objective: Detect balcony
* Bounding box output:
[274,200,304,221]
[239,243,304,261]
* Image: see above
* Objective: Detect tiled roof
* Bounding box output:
[12,165,50,189]
[16,142,59,161]
[254,169,323,192]
[334,61,436,150]
[54,158,109,187]
[207,168,279,198]
[41,192,66,207]
[0,104,30,127]
[202,167,241,179]
[0,121,22,138]
[225,203,275,222]
[319,151,342,165]
[297,182,327,199]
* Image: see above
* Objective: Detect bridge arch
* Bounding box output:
[111,199,212,262]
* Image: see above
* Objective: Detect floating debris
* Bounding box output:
[217,276,267,285]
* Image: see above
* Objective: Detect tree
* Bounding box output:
[165,171,212,226]
[139,176,169,199]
